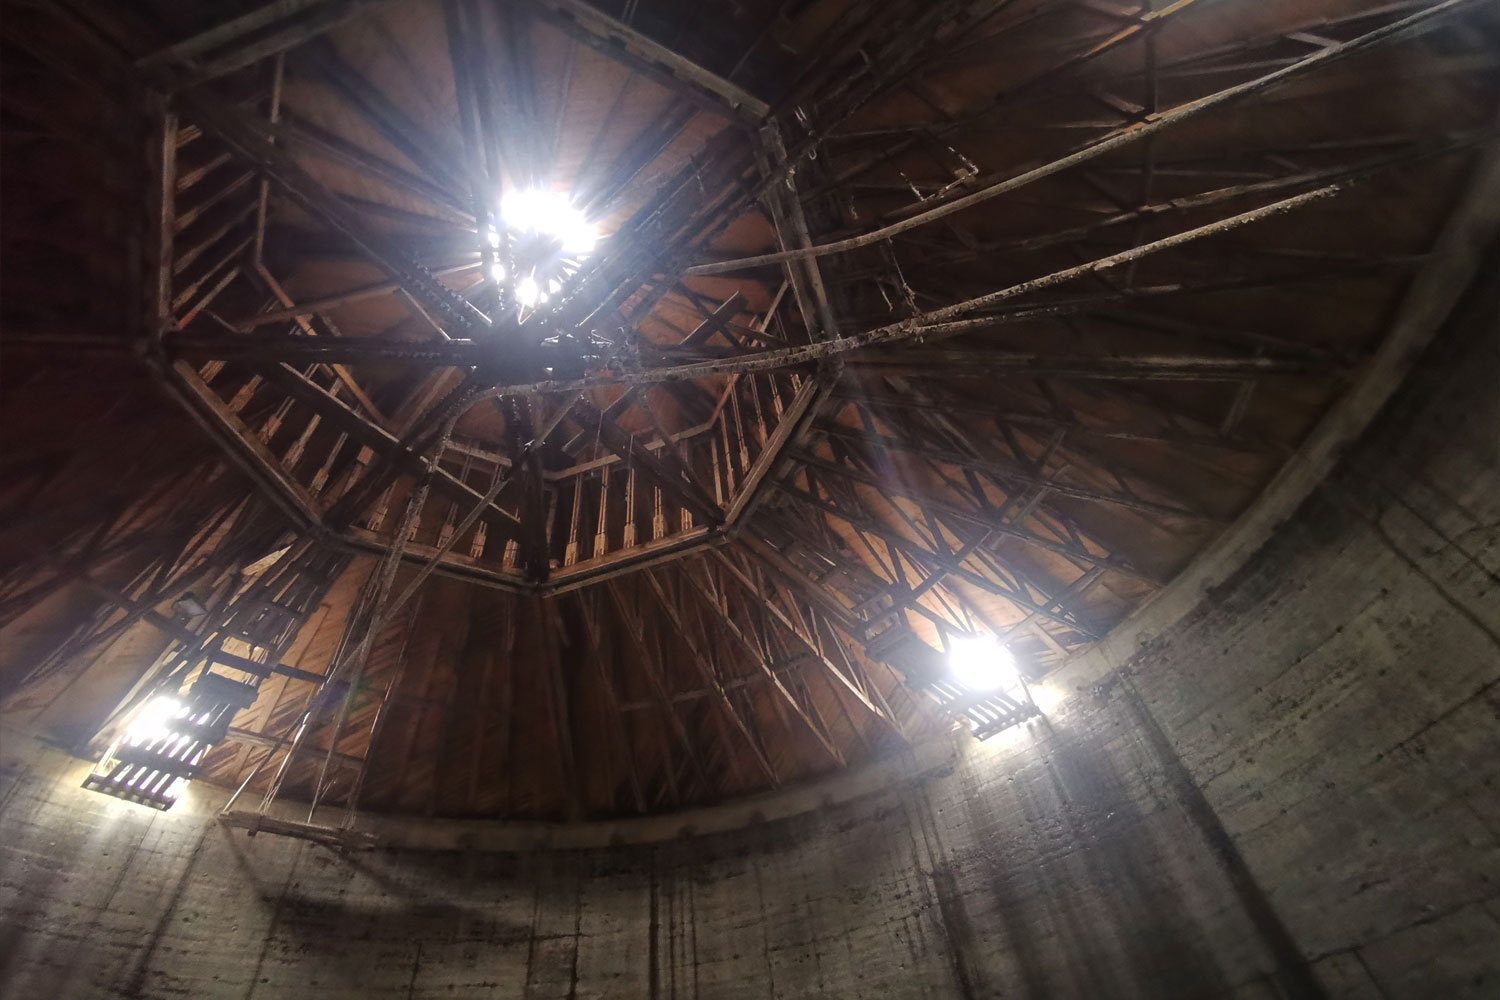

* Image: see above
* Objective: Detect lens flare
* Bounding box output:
[948,634,1019,692]
[515,274,541,308]
[500,189,597,255]
[124,695,186,746]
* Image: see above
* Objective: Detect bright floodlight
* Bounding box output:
[124,695,186,746]
[515,274,541,308]
[500,189,597,255]
[948,633,1018,692]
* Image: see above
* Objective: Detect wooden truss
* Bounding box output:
[6,0,1495,823]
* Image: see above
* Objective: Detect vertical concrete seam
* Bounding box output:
[567,860,582,1000]
[1324,483,1500,653]
[648,846,661,1000]
[242,838,307,1000]
[1351,947,1398,1000]
[121,822,212,997]
[521,866,542,1000]
[1117,673,1327,999]
[899,780,977,999]
[66,781,159,995]
[404,940,422,999]
[749,850,775,999]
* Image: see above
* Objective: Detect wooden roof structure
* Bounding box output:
[2,0,1498,824]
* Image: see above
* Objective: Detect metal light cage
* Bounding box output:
[83,673,258,810]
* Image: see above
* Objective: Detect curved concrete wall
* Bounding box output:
[0,713,1282,999]
[3,270,1497,998]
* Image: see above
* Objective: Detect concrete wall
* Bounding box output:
[0,710,1282,1000]
[1105,265,1500,998]
[2,275,1497,998]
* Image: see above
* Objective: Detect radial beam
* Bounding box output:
[726,371,837,527]
[174,88,493,337]
[686,0,1480,274]
[640,570,781,784]
[774,477,1158,586]
[606,581,713,796]
[802,425,1218,521]
[231,264,481,330]
[704,551,905,736]
[674,563,846,765]
[257,364,526,540]
[570,398,723,526]
[472,182,1354,398]
[140,1,403,83]
[525,0,768,123]
[138,1,338,66]
[152,360,324,530]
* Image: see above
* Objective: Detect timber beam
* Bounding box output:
[773,475,1159,586]
[525,0,768,123]
[803,424,1218,521]
[703,551,904,736]
[256,364,526,540]
[570,398,723,527]
[172,87,493,337]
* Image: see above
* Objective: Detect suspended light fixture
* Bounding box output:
[500,189,597,255]
[83,673,259,810]
[126,695,189,744]
[948,632,1020,693]
[515,273,542,308]
[915,630,1039,741]
[484,188,598,316]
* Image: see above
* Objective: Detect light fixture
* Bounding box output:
[84,673,259,810]
[483,190,597,316]
[84,695,199,809]
[500,189,597,255]
[948,633,1019,693]
[515,274,541,308]
[124,695,188,746]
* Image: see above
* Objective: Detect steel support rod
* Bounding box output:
[470,183,1345,399]
[684,0,1478,275]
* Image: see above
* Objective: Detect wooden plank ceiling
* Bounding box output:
[1,0,1497,822]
